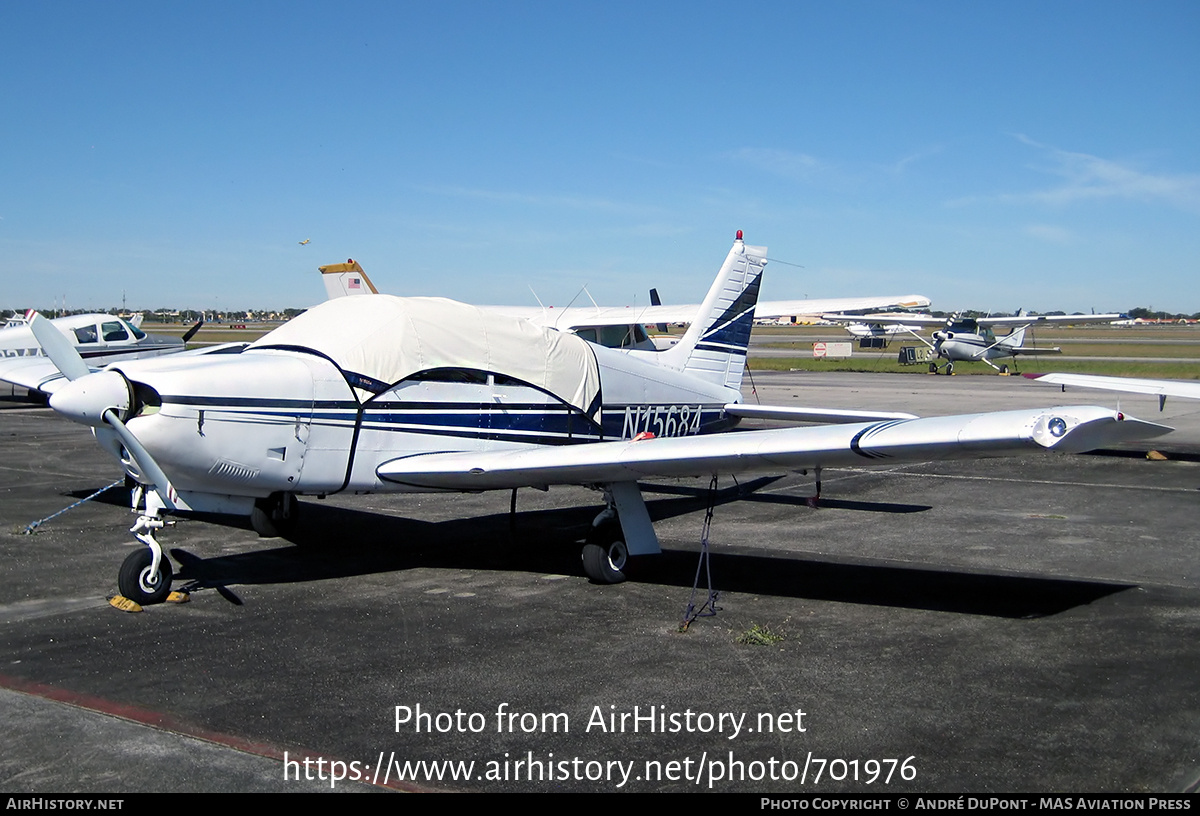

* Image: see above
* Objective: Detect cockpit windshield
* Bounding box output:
[101,321,129,342]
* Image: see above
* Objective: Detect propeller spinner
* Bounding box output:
[28,312,176,511]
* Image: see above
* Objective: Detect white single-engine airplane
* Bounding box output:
[0,312,198,395]
[30,234,1168,605]
[318,235,932,352]
[823,311,1123,374]
[821,312,938,344]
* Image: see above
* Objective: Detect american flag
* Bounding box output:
[348,278,361,289]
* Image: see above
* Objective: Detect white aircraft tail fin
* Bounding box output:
[659,232,765,391]
[320,259,379,300]
[1000,326,1027,348]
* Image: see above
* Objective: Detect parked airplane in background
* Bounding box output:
[823,312,938,342]
[823,311,1123,374]
[29,233,1167,607]
[0,313,199,395]
[2,257,380,397]
[318,234,932,352]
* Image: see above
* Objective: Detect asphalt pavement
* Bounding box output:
[2,372,1198,793]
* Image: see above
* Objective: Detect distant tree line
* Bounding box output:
[1125,307,1200,321]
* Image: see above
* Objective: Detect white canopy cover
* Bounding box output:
[251,295,601,415]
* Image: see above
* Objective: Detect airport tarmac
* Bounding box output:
[2,372,1198,793]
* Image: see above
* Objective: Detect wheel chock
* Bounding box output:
[166,591,190,604]
[109,595,143,613]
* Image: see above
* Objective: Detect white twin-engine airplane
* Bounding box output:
[31,234,1169,606]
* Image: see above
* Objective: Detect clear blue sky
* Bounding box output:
[3,1,1198,314]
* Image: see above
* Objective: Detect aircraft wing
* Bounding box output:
[320,255,929,325]
[377,406,1169,491]
[820,312,944,327]
[976,313,1123,326]
[1008,346,1062,357]
[1027,373,1200,405]
[0,356,70,395]
[756,295,931,320]
[818,313,1125,329]
[487,294,932,330]
[0,343,251,396]
[723,403,919,424]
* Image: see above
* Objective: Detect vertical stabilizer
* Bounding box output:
[659,232,766,390]
[1000,326,1027,348]
[320,259,379,300]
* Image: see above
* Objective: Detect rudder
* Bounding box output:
[659,231,766,391]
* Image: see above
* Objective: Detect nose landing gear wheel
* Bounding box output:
[118,548,173,605]
[582,522,630,584]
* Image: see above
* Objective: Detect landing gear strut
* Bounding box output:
[579,483,659,584]
[251,492,299,537]
[119,516,173,605]
[982,360,1017,375]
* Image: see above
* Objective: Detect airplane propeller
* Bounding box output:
[25,309,90,381]
[28,312,177,511]
[181,318,205,344]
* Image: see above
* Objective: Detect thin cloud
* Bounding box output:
[414,184,660,215]
[1024,223,1075,244]
[973,136,1200,212]
[888,145,944,176]
[729,148,828,182]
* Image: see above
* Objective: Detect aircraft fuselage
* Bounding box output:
[72,340,740,514]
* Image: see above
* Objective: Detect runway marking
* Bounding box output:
[0,673,433,792]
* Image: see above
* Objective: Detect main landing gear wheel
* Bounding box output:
[999,364,1009,375]
[118,548,173,605]
[251,492,298,537]
[928,362,937,373]
[581,522,630,584]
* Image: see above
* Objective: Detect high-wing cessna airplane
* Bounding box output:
[824,312,938,342]
[30,234,1168,606]
[823,311,1123,374]
[318,237,931,352]
[0,312,198,395]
